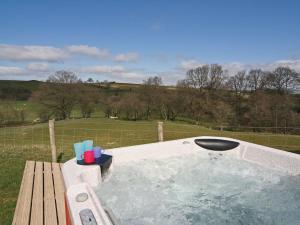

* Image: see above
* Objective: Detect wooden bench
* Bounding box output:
[12,161,67,225]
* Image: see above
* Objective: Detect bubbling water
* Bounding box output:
[95,152,300,225]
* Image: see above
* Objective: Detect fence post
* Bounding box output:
[157,121,164,142]
[49,119,57,162]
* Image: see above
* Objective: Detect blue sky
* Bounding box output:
[0,0,300,84]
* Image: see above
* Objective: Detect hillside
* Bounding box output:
[0,80,41,100]
[0,80,152,100]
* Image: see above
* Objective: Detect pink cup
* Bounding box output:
[84,150,95,164]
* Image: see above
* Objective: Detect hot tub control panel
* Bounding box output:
[79,209,98,225]
[76,193,89,202]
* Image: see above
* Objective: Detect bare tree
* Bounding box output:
[227,71,248,93]
[78,85,99,118]
[247,69,267,91]
[143,76,162,87]
[183,64,225,91]
[119,93,145,120]
[186,69,198,89]
[47,70,79,83]
[227,71,248,125]
[247,91,273,127]
[186,65,209,91]
[103,95,122,118]
[32,84,76,120]
[268,67,299,93]
[86,78,94,83]
[32,71,80,120]
[141,76,163,119]
[176,79,190,89]
[211,100,232,127]
[208,64,224,90]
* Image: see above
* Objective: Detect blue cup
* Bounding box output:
[74,142,84,162]
[83,140,93,152]
[93,146,102,158]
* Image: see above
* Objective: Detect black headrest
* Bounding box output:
[194,139,240,151]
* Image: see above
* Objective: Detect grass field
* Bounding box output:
[0,117,300,225]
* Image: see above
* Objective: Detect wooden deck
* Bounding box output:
[12,161,67,225]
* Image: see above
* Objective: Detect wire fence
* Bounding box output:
[0,122,300,163]
[213,125,300,135]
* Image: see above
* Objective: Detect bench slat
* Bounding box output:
[44,162,58,225]
[52,163,66,225]
[12,161,27,225]
[12,161,35,225]
[30,162,43,225]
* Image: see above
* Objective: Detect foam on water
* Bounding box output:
[95,152,300,225]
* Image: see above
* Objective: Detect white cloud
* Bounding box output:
[0,44,142,64]
[0,64,55,80]
[178,60,203,70]
[265,59,300,71]
[27,62,51,71]
[0,44,68,62]
[177,59,300,77]
[0,66,26,75]
[222,60,300,75]
[81,65,125,74]
[114,52,139,62]
[66,45,110,59]
[80,65,144,81]
[222,62,249,75]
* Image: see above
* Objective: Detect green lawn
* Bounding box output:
[0,117,300,225]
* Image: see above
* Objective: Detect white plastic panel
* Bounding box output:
[241,144,300,175]
[66,183,113,225]
[62,158,102,189]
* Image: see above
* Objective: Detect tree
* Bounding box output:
[32,71,80,120]
[103,95,122,118]
[269,94,294,130]
[176,79,190,89]
[78,85,99,118]
[185,64,225,91]
[227,71,248,93]
[47,70,79,83]
[207,64,225,90]
[227,71,248,125]
[186,65,209,91]
[156,89,181,121]
[141,76,163,119]
[119,93,145,120]
[268,66,299,94]
[143,76,162,86]
[86,78,94,83]
[211,100,232,127]
[247,69,267,91]
[246,91,273,127]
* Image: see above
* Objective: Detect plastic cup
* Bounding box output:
[83,140,93,152]
[84,150,95,164]
[93,146,102,158]
[73,142,84,162]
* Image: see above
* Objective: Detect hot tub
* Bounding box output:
[62,136,300,225]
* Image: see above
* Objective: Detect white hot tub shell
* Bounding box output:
[61,136,300,225]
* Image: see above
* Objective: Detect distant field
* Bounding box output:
[0,100,105,122]
[1,116,300,225]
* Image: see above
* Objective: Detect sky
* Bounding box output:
[0,0,300,84]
